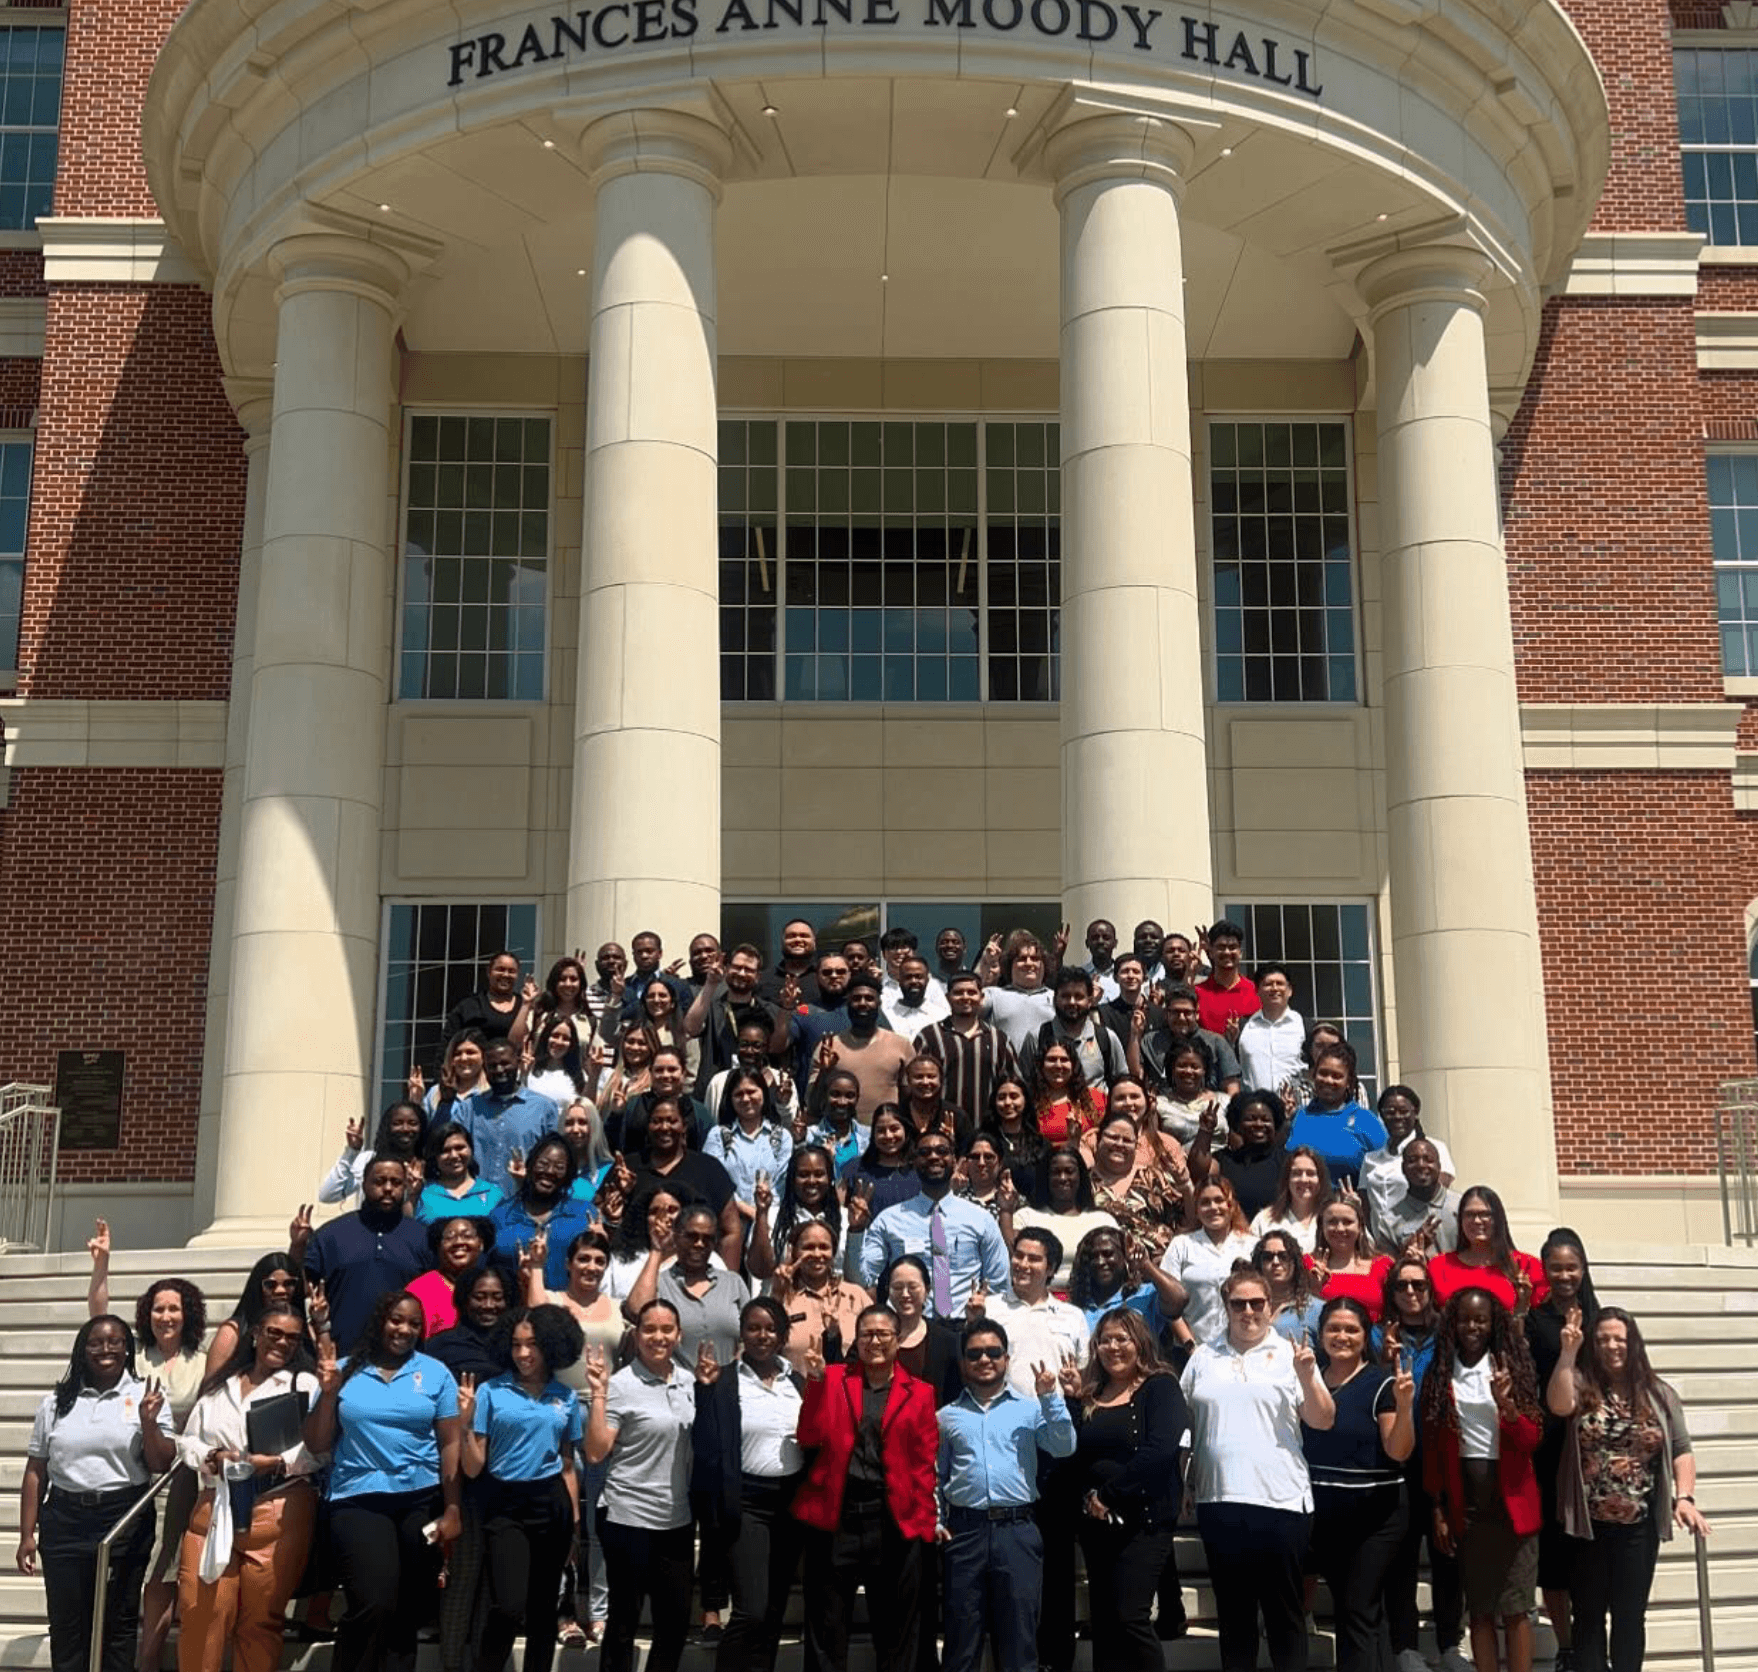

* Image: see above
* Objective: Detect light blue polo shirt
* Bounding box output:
[473,1374,582,1482]
[329,1351,460,1501]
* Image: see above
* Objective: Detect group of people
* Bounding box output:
[15,916,1709,1672]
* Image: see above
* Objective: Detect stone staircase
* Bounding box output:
[0,1243,1750,1668]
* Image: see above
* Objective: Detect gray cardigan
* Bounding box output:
[1556,1377,1692,1542]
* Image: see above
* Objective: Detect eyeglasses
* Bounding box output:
[1261,1251,1293,1264]
[963,1346,1006,1361]
[1394,1279,1430,1291]
[1227,1297,1269,1313]
[856,1330,897,1343]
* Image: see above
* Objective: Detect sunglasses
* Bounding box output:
[963,1345,1006,1362]
[1227,1297,1269,1313]
[1394,1278,1430,1291]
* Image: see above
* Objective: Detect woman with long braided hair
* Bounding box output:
[1419,1289,1544,1672]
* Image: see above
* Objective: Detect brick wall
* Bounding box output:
[0,767,220,1183]
[18,284,243,701]
[54,0,181,218]
[1558,0,1689,232]
[1502,296,1725,703]
[1528,770,1756,1174]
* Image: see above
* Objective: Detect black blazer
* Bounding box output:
[691,1365,807,1528]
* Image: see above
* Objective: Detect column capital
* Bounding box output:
[266,232,418,314]
[1355,241,1496,325]
[581,108,732,201]
[1044,113,1195,208]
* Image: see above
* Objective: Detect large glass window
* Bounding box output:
[0,439,31,668]
[1222,900,1381,1098]
[1210,420,1357,703]
[1678,48,1758,246]
[0,27,59,232]
[399,414,550,701]
[377,901,538,1113]
[719,418,1055,703]
[1710,453,1758,675]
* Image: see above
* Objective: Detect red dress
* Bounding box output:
[1428,1250,1548,1314]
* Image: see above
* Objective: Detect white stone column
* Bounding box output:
[1049,115,1213,938]
[570,111,729,956]
[192,378,271,1235]
[1359,244,1558,1234]
[196,235,406,1245]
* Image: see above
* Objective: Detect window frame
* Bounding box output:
[1203,413,1363,709]
[0,20,61,236]
[372,896,543,1113]
[719,411,1060,709]
[1707,444,1758,679]
[1674,40,1758,250]
[0,426,33,682]
[394,406,556,706]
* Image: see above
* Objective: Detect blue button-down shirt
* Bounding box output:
[458,1088,559,1198]
[859,1192,1010,1317]
[701,1120,793,1207]
[937,1384,1075,1508]
[488,1193,599,1291]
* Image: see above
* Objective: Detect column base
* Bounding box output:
[186,1213,298,1251]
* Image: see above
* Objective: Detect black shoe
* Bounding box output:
[1154,1614,1189,1642]
[697,1624,724,1647]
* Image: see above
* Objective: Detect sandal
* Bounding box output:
[557,1623,589,1651]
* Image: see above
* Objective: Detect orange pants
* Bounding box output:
[176,1486,315,1672]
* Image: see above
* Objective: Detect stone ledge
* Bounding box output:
[1520,702,1743,769]
[0,697,226,769]
[37,217,200,286]
[1554,231,1705,297]
[1735,751,1758,811]
[1699,312,1758,369]
[0,298,43,358]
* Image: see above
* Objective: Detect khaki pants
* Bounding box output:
[177,1485,315,1672]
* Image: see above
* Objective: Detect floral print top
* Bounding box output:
[1579,1391,1664,1524]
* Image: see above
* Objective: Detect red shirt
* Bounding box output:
[1427,1250,1547,1314]
[1307,1255,1392,1322]
[1196,974,1260,1036]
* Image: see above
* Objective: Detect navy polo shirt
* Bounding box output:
[305,1210,431,1354]
[330,1350,460,1500]
[474,1374,583,1481]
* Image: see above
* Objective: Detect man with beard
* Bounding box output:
[883,953,949,1034]
[457,1038,559,1196]
[684,943,790,1094]
[758,918,823,1006]
[298,1158,430,1351]
[857,1131,1009,1314]
[808,973,917,1127]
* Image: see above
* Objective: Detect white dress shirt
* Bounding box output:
[1237,1008,1307,1093]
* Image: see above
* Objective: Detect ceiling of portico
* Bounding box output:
[249,75,1452,367]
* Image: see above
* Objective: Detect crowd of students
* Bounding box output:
[15,917,1712,1672]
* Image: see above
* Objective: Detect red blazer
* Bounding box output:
[791,1364,939,1543]
[1424,1406,1544,1539]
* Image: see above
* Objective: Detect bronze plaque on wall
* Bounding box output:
[55,1050,124,1150]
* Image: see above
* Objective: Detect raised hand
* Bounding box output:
[507,1150,527,1183]
[1130,1004,1147,1039]
[995,1171,1022,1215]
[780,974,801,1011]
[752,1172,774,1219]
[1058,1352,1083,1399]
[86,1217,110,1264]
[610,1152,635,1196]
[965,1280,988,1319]
[1393,1356,1415,1409]
[1489,1354,1514,1415]
[845,1179,874,1233]
[1513,1265,1534,1315]
[1052,922,1071,958]
[407,1063,426,1100]
[307,1280,331,1337]
[772,1261,796,1301]
[1197,1101,1219,1133]
[522,976,540,1005]
[1560,1304,1584,1357]
[139,1377,165,1430]
[791,1112,810,1145]
[695,1341,720,1386]
[1033,1360,1058,1397]
[344,1117,365,1152]
[456,1371,477,1425]
[801,1340,826,1380]
[316,1334,342,1396]
[665,958,686,976]
[1380,1320,1402,1367]
[1291,1339,1318,1381]
[584,1344,610,1401]
[289,1202,314,1248]
[815,1036,839,1073]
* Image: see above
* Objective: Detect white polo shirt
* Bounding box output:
[987,1292,1091,1398]
[1180,1332,1312,1512]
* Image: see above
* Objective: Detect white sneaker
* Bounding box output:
[1395,1653,1431,1672]
[1436,1649,1476,1672]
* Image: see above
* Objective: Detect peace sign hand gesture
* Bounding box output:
[802,1340,827,1381]
[1489,1354,1515,1416]
[695,1341,720,1386]
[1393,1356,1415,1410]
[1560,1304,1584,1358]
[316,1334,342,1397]
[1032,1360,1058,1397]
[457,1372,478,1426]
[1057,1353,1083,1399]
[139,1378,165,1430]
[583,1345,610,1402]
[1291,1339,1319,1383]
[845,1179,875,1233]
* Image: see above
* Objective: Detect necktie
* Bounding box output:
[929,1202,954,1317]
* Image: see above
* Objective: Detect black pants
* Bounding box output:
[599,1515,694,1672]
[1075,1518,1174,1672]
[477,1474,573,1672]
[1311,1486,1405,1672]
[802,1485,925,1672]
[40,1487,155,1672]
[694,1493,733,1614]
[940,1507,1043,1672]
[1199,1500,1310,1672]
[329,1487,444,1672]
[1034,1482,1078,1672]
[1572,1514,1661,1672]
[1386,1478,1462,1655]
[718,1474,804,1672]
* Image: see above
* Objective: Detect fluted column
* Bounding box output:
[192,378,271,1235]
[197,234,406,1244]
[570,110,730,955]
[1361,244,1558,1233]
[1049,114,1212,936]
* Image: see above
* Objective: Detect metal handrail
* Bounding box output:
[1715,1077,1758,1246]
[88,1468,178,1672]
[0,1081,58,1253]
[1697,1530,1716,1672]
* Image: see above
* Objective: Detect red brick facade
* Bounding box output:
[0,768,219,1183]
